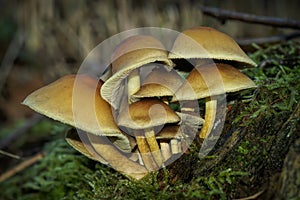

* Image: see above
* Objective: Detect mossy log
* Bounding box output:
[158,41,300,199]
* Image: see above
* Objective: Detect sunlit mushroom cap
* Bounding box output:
[132,67,184,99]
[172,63,256,101]
[118,98,180,129]
[168,26,257,68]
[65,128,107,164]
[101,35,174,109]
[22,74,133,152]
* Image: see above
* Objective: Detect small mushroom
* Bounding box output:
[66,128,148,179]
[65,128,107,164]
[132,67,184,102]
[22,75,147,179]
[155,125,187,161]
[168,26,257,68]
[172,63,256,138]
[168,26,256,139]
[118,98,180,170]
[101,35,174,109]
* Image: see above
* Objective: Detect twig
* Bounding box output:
[0,31,25,93]
[234,189,265,200]
[0,150,21,160]
[236,32,300,46]
[0,152,44,182]
[200,6,300,30]
[0,113,44,149]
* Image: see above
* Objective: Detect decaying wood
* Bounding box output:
[277,138,300,199]
[200,6,300,30]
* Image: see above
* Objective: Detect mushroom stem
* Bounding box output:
[199,95,227,139]
[145,128,164,167]
[134,130,158,171]
[170,139,179,154]
[160,141,172,161]
[127,69,140,104]
[161,97,169,105]
[199,96,217,138]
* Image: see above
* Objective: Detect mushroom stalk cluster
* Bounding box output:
[22,26,256,179]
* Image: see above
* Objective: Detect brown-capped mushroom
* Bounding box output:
[168,26,257,68]
[22,75,148,179]
[172,63,256,138]
[132,67,184,101]
[118,98,180,170]
[66,128,148,179]
[168,26,256,139]
[65,128,107,164]
[101,35,174,109]
[155,125,187,161]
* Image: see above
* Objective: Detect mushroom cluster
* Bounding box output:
[22,26,256,180]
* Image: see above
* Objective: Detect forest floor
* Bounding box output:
[0,41,299,200]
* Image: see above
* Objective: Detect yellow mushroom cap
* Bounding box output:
[111,35,173,74]
[65,128,107,164]
[118,99,180,130]
[168,26,257,68]
[132,67,184,99]
[155,125,183,139]
[172,63,256,101]
[101,35,174,109]
[66,128,148,180]
[22,74,132,152]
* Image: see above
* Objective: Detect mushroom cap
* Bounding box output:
[65,129,108,164]
[66,128,148,180]
[168,26,257,68]
[132,67,185,99]
[176,111,204,127]
[172,63,256,101]
[87,132,148,180]
[22,74,133,152]
[156,125,183,139]
[101,35,174,109]
[118,98,180,130]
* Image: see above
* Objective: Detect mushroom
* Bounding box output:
[101,35,174,109]
[172,63,256,138]
[132,67,184,102]
[131,66,206,162]
[155,125,188,161]
[132,67,202,160]
[118,98,180,171]
[168,26,257,68]
[65,128,107,164]
[22,74,147,179]
[168,26,256,139]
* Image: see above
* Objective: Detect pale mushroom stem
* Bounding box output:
[127,69,140,104]
[160,142,172,161]
[170,139,180,154]
[144,128,164,167]
[161,97,169,105]
[199,96,217,138]
[134,130,158,171]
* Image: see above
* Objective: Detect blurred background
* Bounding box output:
[0,0,299,127]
